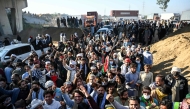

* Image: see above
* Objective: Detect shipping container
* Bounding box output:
[147,13,159,21]
[110,10,139,17]
[160,13,180,20]
[181,10,190,21]
[87,11,98,22]
[85,11,98,27]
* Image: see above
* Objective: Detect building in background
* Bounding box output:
[110,10,139,20]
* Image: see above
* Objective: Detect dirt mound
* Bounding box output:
[18,27,84,42]
[151,26,190,82]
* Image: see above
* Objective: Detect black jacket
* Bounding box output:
[165,74,188,102]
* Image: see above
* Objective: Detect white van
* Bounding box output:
[0,43,49,63]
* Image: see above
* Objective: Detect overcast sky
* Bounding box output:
[23,0,190,15]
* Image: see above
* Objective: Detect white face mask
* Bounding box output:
[138,51,142,54]
[89,82,92,85]
[106,47,111,52]
[109,61,113,65]
[102,82,107,85]
[108,78,114,82]
[77,61,81,64]
[136,61,140,64]
[143,94,150,99]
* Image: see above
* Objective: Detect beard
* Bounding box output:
[121,97,128,100]
[20,86,27,90]
[92,71,98,75]
[98,93,104,98]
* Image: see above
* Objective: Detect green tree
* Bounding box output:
[157,0,170,11]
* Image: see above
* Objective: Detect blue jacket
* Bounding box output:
[0,85,30,104]
[0,87,20,104]
[54,88,63,101]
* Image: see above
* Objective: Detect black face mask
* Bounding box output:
[33,88,39,92]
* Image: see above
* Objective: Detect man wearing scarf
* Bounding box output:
[91,85,107,109]
[26,81,44,102]
[63,59,77,82]
[140,86,158,108]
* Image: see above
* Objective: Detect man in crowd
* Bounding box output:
[125,63,140,96]
[165,66,188,102]
[149,74,165,90]
[61,85,90,109]
[0,80,30,104]
[91,85,107,109]
[43,90,61,109]
[143,47,153,66]
[114,89,129,106]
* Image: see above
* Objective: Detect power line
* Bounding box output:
[143,1,145,15]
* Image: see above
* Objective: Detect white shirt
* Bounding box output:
[28,38,31,43]
[44,99,61,109]
[120,64,130,75]
[62,35,66,43]
[60,33,63,42]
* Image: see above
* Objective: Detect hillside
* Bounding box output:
[150,26,190,82]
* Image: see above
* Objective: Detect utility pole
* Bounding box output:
[129,5,130,10]
[143,1,145,15]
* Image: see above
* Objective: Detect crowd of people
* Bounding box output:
[57,17,83,28]
[0,19,189,109]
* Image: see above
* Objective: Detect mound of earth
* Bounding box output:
[150,25,190,82]
[18,27,84,42]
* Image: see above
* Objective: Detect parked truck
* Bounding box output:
[181,10,190,21]
[85,11,98,27]
[147,13,160,21]
[160,13,180,21]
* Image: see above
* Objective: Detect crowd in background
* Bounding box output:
[0,19,189,109]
